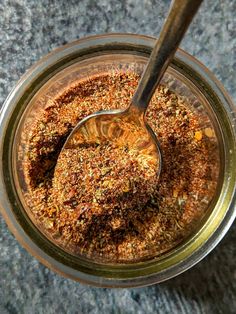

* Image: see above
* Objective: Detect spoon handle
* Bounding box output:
[132,0,203,112]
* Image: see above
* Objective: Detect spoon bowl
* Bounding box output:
[64,107,162,175]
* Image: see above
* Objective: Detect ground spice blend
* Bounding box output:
[22,70,220,263]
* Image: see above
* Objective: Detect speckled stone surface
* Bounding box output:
[0,0,235,313]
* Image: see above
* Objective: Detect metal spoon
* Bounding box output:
[62,0,203,174]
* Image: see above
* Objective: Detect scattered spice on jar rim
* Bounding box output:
[22,70,220,263]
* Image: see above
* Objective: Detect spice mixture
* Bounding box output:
[53,142,158,215]
[22,71,219,262]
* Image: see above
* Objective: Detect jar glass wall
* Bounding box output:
[0,34,235,287]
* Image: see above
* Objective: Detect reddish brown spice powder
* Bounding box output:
[22,71,219,262]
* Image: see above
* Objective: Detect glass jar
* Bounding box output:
[0,34,235,287]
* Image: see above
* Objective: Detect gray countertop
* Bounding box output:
[0,0,235,313]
